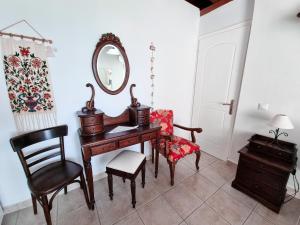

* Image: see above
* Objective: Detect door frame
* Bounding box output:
[191,21,252,160]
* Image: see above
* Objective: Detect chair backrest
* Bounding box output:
[10,125,68,177]
[150,109,174,136]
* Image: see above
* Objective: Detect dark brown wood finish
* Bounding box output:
[185,0,232,16]
[92,33,130,95]
[78,124,161,209]
[10,125,90,225]
[232,146,297,213]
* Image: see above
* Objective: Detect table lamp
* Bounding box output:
[268,114,294,142]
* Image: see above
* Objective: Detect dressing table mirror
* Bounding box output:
[92,33,129,95]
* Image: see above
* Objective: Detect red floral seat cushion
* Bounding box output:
[150,109,201,162]
[167,136,200,162]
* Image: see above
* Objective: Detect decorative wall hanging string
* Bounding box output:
[0,20,53,44]
[150,42,156,111]
[1,20,57,132]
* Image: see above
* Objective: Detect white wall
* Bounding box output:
[199,0,255,35]
[0,0,199,207]
[230,0,300,173]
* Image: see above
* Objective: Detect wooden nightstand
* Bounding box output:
[232,136,297,213]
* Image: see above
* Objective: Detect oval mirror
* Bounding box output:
[92,33,130,95]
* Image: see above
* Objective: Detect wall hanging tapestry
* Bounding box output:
[1,38,57,132]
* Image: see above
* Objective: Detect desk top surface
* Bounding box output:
[78,124,161,148]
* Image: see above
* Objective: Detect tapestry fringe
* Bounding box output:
[14,111,57,133]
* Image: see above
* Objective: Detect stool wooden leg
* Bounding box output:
[130,179,136,208]
[141,163,146,188]
[108,173,113,200]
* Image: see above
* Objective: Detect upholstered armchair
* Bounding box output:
[150,109,202,185]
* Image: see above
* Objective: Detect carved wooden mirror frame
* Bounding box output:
[92,33,130,95]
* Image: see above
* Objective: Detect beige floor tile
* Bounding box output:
[137,196,183,225]
[163,183,203,219]
[185,203,230,225]
[244,212,275,225]
[255,198,300,225]
[179,222,188,225]
[16,205,56,225]
[210,160,237,181]
[199,165,230,187]
[57,206,100,225]
[96,184,136,225]
[2,211,18,225]
[206,189,252,225]
[182,151,218,171]
[114,212,144,225]
[57,188,89,216]
[221,183,257,210]
[182,173,219,201]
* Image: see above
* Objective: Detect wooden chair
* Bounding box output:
[10,125,90,225]
[150,109,202,185]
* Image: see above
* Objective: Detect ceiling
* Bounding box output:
[185,0,232,15]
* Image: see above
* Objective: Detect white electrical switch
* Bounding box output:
[258,103,269,111]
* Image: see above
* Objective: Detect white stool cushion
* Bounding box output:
[106,150,146,174]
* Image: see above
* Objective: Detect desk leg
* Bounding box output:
[83,159,95,210]
[155,137,160,178]
[141,142,144,154]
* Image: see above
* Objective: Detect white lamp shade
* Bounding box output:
[268,114,294,130]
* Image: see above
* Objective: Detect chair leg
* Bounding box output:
[64,186,68,195]
[31,194,37,215]
[195,151,201,171]
[141,163,146,188]
[41,195,52,225]
[107,173,113,200]
[168,160,176,186]
[80,172,91,209]
[151,145,155,164]
[130,179,136,208]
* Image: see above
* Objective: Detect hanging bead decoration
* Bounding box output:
[150,42,156,111]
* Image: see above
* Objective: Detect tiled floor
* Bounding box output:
[2,152,300,225]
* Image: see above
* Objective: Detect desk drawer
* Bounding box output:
[142,132,156,142]
[91,142,117,155]
[119,137,139,148]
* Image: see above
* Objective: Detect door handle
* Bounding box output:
[221,99,234,115]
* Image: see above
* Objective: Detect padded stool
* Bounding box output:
[106,150,146,208]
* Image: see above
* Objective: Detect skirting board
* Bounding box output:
[3,155,152,215]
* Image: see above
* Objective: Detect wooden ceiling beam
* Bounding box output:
[185,0,233,16]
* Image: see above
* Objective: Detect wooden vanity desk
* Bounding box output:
[78,121,161,209]
[77,33,162,209]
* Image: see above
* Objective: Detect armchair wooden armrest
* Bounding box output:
[174,124,203,143]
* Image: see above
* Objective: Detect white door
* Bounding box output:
[192,22,251,160]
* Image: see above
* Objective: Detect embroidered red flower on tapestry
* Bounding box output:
[31,58,42,68]
[3,46,54,113]
[20,47,30,57]
[8,56,20,67]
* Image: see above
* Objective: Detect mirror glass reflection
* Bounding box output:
[97,44,126,91]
